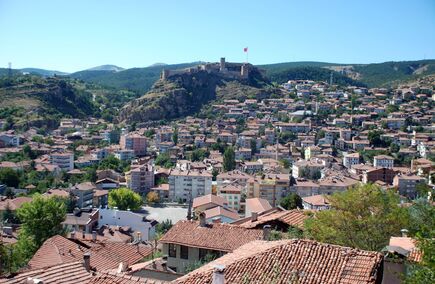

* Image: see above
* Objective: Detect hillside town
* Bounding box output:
[0,67,434,283]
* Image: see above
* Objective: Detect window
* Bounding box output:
[169,244,176,258]
[180,245,189,259]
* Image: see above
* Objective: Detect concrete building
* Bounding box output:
[126,164,155,194]
[98,207,157,241]
[50,152,74,171]
[343,152,360,169]
[247,174,290,207]
[373,155,394,168]
[393,174,426,199]
[70,182,96,209]
[114,149,135,161]
[120,134,147,156]
[168,169,212,202]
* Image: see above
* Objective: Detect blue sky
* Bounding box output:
[0,0,434,72]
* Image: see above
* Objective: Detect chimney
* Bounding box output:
[212,264,225,284]
[70,230,76,240]
[161,261,168,271]
[251,212,258,222]
[263,225,271,241]
[199,212,206,227]
[401,229,409,238]
[92,231,97,242]
[117,262,128,273]
[83,252,91,272]
[82,229,86,239]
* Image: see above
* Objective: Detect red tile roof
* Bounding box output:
[232,209,309,230]
[159,220,263,252]
[0,261,92,284]
[89,271,170,284]
[174,239,384,284]
[28,235,152,271]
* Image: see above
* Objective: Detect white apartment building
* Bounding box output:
[50,152,74,171]
[168,169,212,202]
[373,155,394,168]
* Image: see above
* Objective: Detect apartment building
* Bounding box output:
[50,152,74,171]
[373,155,394,168]
[343,152,360,169]
[126,164,155,194]
[120,134,147,156]
[168,169,212,202]
[247,174,290,207]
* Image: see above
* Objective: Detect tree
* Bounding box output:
[172,126,178,145]
[223,146,236,171]
[368,130,384,147]
[146,191,160,204]
[155,152,174,168]
[304,184,409,251]
[250,139,257,156]
[389,143,400,153]
[280,193,303,210]
[0,168,20,188]
[108,187,142,211]
[16,195,66,260]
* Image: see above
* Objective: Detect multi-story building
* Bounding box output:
[70,182,96,209]
[50,152,74,171]
[218,184,242,212]
[114,149,135,161]
[393,174,426,199]
[120,134,147,156]
[168,169,212,202]
[126,164,155,194]
[373,155,394,168]
[343,152,360,169]
[247,174,290,207]
[362,167,396,185]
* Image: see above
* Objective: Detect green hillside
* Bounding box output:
[70,62,202,93]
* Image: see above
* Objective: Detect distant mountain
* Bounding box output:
[148,63,167,67]
[70,62,202,93]
[20,68,69,76]
[85,65,125,72]
[261,59,435,87]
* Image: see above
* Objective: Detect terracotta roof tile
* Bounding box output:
[174,239,384,284]
[159,221,262,252]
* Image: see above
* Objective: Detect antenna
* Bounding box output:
[329,72,333,86]
[8,62,12,78]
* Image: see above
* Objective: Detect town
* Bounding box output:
[0,59,433,283]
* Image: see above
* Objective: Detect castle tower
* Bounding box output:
[220,57,226,72]
[161,69,170,80]
[241,64,249,78]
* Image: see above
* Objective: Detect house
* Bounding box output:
[244,198,272,218]
[92,189,108,208]
[150,183,170,201]
[98,207,157,241]
[62,208,99,234]
[362,167,397,185]
[302,194,331,210]
[393,174,426,199]
[192,194,228,215]
[174,239,384,284]
[203,206,240,224]
[159,217,263,274]
[232,208,308,231]
[373,155,394,168]
[27,235,152,272]
[290,179,320,197]
[0,196,32,213]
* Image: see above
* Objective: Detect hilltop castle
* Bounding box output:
[161,57,253,80]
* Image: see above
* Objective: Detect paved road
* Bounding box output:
[141,205,188,223]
